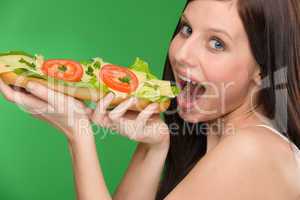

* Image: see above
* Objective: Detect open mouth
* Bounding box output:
[177,74,206,110]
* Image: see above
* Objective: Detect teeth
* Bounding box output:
[178,74,192,83]
[178,74,200,85]
[178,74,206,92]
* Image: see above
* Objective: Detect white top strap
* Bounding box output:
[255,124,290,142]
[255,124,300,160]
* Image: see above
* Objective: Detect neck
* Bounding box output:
[204,99,268,141]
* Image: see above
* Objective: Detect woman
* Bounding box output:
[0,0,299,199]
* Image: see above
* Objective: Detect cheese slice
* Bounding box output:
[0,64,14,74]
[0,55,35,69]
[131,69,147,90]
[0,54,44,77]
[145,79,175,97]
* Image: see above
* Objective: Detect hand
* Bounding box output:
[90,93,170,150]
[0,78,94,143]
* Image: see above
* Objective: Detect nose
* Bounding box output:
[174,36,199,68]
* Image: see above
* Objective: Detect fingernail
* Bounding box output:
[26,82,34,90]
[106,92,112,97]
[109,92,115,98]
[131,96,138,104]
[0,78,5,85]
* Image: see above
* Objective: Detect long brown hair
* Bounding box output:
[156,0,300,199]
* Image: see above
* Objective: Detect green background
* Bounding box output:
[0,0,185,199]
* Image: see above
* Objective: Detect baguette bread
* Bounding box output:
[0,71,171,112]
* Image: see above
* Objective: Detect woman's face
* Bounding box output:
[169,0,260,123]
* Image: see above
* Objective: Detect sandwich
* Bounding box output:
[0,51,180,112]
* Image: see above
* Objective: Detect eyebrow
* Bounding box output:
[181,14,191,25]
[207,28,233,41]
[180,14,233,41]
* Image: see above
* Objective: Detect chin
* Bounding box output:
[178,109,202,124]
[178,107,219,124]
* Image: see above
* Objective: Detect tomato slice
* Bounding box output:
[100,64,138,93]
[41,59,83,82]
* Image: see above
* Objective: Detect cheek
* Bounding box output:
[168,36,181,67]
[222,76,250,103]
[168,40,176,64]
[202,58,252,107]
[203,55,251,86]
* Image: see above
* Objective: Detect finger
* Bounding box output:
[135,103,159,129]
[102,116,114,129]
[92,115,113,129]
[84,107,94,119]
[113,118,135,138]
[0,78,53,113]
[27,112,66,133]
[17,95,55,115]
[11,85,31,94]
[29,112,49,122]
[108,96,137,122]
[0,78,15,102]
[25,81,68,108]
[92,92,115,122]
[85,107,93,115]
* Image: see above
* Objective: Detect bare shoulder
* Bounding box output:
[219,126,299,179]
[164,126,299,200]
[218,126,300,197]
[228,125,297,166]
[203,126,291,173]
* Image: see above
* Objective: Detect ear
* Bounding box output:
[252,65,262,86]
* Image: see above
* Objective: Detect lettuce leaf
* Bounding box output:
[129,57,158,80]
[135,84,161,102]
[13,68,47,79]
[129,57,181,101]
[171,85,181,96]
[79,59,93,65]
[47,76,109,91]
[13,68,109,91]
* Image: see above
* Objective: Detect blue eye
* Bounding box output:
[209,38,225,51]
[179,22,192,37]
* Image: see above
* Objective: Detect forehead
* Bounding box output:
[184,0,245,41]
